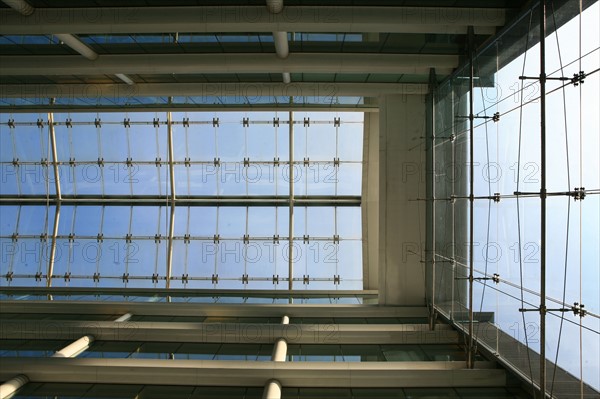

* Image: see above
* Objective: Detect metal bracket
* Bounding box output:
[571,187,586,201]
[571,71,586,86]
[334,117,341,127]
[213,117,219,127]
[243,117,249,127]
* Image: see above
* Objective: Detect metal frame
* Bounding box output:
[0,195,361,207]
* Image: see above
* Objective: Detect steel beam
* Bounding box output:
[0,6,505,35]
[0,83,428,99]
[0,358,506,388]
[0,195,360,207]
[0,53,459,76]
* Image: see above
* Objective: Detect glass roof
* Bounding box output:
[0,111,364,290]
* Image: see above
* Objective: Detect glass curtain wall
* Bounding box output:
[430,0,599,395]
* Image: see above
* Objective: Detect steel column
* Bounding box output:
[166,111,176,289]
[538,1,548,397]
[288,107,294,291]
[467,26,476,370]
[46,204,60,288]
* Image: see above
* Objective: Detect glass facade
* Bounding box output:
[429,0,600,395]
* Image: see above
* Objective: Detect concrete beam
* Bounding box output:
[378,94,427,305]
[0,320,456,344]
[0,53,458,76]
[0,300,427,318]
[0,6,506,35]
[361,99,379,291]
[0,82,428,100]
[0,358,507,388]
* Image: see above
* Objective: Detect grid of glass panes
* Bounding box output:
[431,2,600,393]
[0,111,363,289]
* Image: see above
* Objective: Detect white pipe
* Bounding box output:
[114,313,132,322]
[272,338,287,361]
[267,0,290,84]
[272,31,289,59]
[281,315,290,324]
[115,73,134,85]
[52,335,94,358]
[54,34,98,61]
[0,375,28,399]
[262,380,282,399]
[1,0,33,15]
[266,0,283,14]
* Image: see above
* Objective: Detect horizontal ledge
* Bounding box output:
[0,6,506,34]
[0,300,428,318]
[0,358,506,388]
[0,104,380,113]
[0,82,428,99]
[0,195,361,207]
[0,53,458,76]
[0,320,457,344]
